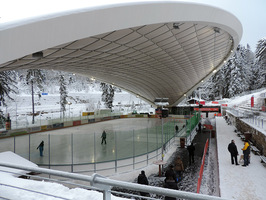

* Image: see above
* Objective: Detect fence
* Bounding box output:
[226,107,266,131]
[0,117,191,175]
[0,162,229,200]
[197,138,209,193]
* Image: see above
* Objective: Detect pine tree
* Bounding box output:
[100,83,115,109]
[0,71,18,128]
[59,75,68,118]
[255,38,266,87]
[26,69,46,124]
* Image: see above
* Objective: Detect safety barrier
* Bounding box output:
[0,162,229,200]
[197,138,209,193]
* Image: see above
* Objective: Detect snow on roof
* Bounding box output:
[0,151,37,177]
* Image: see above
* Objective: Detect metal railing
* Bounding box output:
[226,107,266,131]
[0,162,229,200]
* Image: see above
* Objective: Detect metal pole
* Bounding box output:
[161,117,164,160]
[94,132,96,173]
[133,129,135,169]
[14,136,15,153]
[71,133,73,173]
[115,131,117,173]
[49,134,51,178]
[147,128,149,165]
[29,134,31,161]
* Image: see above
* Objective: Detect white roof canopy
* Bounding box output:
[0,1,242,106]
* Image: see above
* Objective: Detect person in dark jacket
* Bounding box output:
[101,130,107,144]
[165,165,177,183]
[187,142,195,165]
[37,141,44,156]
[175,125,179,133]
[164,176,178,200]
[228,140,239,165]
[137,170,149,197]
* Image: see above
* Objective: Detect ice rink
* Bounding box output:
[0,118,186,168]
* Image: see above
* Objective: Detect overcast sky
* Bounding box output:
[1,0,265,51]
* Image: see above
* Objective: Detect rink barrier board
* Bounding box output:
[63,121,73,127]
[1,114,182,138]
[73,120,81,126]
[81,119,88,124]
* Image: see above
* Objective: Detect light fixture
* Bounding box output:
[32,51,43,58]
[214,27,220,33]
[184,94,186,97]
[173,23,180,29]
[213,70,217,73]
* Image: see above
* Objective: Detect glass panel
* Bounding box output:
[30,134,49,165]
[0,137,14,153]
[49,134,72,165]
[73,132,94,164]
[93,130,115,163]
[116,130,133,160]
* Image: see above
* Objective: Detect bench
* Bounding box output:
[259,155,266,165]
[239,135,245,141]
[250,145,260,155]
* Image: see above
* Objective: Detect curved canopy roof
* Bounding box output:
[0,1,242,106]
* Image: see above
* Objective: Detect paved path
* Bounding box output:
[216,117,266,200]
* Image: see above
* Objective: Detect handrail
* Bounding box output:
[0,162,229,200]
[197,138,209,193]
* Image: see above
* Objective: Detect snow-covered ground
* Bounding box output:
[216,117,266,200]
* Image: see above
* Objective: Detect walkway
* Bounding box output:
[216,117,266,200]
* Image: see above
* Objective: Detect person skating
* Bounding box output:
[187,142,195,165]
[137,170,149,198]
[101,130,107,144]
[37,141,44,156]
[228,139,239,165]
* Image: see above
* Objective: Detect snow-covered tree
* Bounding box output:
[100,83,115,109]
[255,38,266,88]
[26,69,46,124]
[0,71,17,127]
[59,74,68,118]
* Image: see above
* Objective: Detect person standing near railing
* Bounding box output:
[137,170,149,198]
[187,142,195,165]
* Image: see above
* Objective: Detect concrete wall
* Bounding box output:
[227,112,266,156]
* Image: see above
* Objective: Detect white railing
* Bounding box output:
[0,162,229,200]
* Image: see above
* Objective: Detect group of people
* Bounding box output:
[228,139,250,167]
[137,155,185,200]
